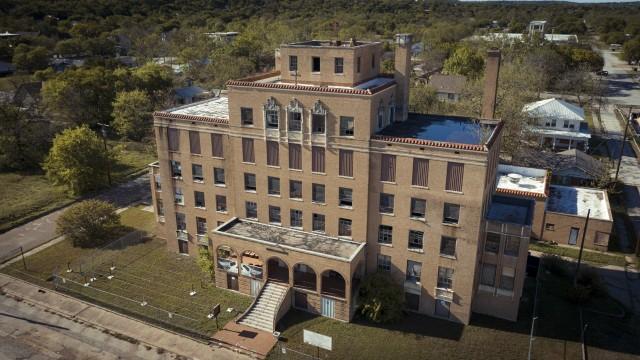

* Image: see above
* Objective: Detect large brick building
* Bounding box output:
[149,34,535,328]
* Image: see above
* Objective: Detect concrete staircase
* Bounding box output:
[238,281,289,332]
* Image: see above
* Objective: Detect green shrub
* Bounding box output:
[358,272,405,323]
[542,255,569,277]
[56,200,120,247]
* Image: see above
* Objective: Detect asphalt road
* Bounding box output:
[600,50,640,107]
[0,174,152,261]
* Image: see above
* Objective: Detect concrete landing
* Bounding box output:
[212,320,278,359]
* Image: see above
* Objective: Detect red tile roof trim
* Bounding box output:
[496,187,548,199]
[153,111,229,125]
[371,135,488,152]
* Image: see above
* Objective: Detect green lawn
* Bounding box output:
[0,140,157,233]
[1,207,251,338]
[529,242,627,267]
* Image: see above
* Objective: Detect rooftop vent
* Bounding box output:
[507,173,523,184]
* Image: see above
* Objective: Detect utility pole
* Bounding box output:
[574,209,591,286]
[614,107,633,184]
[97,123,112,186]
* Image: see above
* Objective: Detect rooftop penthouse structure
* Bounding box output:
[150,34,540,328]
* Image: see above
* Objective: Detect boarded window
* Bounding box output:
[211,134,223,158]
[242,138,255,163]
[168,128,179,151]
[339,150,353,177]
[412,158,429,187]
[289,144,302,170]
[446,162,464,192]
[267,141,279,166]
[189,131,201,154]
[380,154,396,182]
[312,146,325,173]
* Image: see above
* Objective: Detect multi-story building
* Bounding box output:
[149,35,532,327]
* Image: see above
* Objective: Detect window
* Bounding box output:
[480,263,496,287]
[241,107,253,125]
[192,164,203,182]
[379,193,394,214]
[447,93,455,100]
[289,143,302,170]
[312,56,320,72]
[563,120,569,128]
[437,267,454,289]
[499,267,515,292]
[406,261,422,284]
[174,187,184,205]
[339,116,354,136]
[410,198,426,219]
[443,203,460,224]
[290,209,303,228]
[246,201,258,219]
[289,180,302,199]
[213,168,225,185]
[176,213,186,231]
[545,223,555,231]
[412,158,429,187]
[312,213,325,232]
[216,195,227,212]
[378,225,393,244]
[371,54,375,69]
[178,240,188,254]
[338,218,352,237]
[545,119,557,127]
[288,110,302,131]
[408,230,424,250]
[242,138,255,163]
[267,141,279,166]
[339,150,353,177]
[594,232,610,246]
[445,162,464,192]
[485,233,500,254]
[356,56,361,73]
[168,128,179,151]
[289,55,298,72]
[435,299,450,318]
[211,133,223,158]
[504,236,520,257]
[269,206,281,224]
[268,176,280,195]
[380,154,396,182]
[170,160,182,177]
[189,131,201,154]
[244,173,256,192]
[440,236,456,257]
[406,292,420,311]
[312,183,325,203]
[334,57,344,74]
[196,217,207,235]
[377,254,391,272]
[312,114,325,133]
[311,146,325,173]
[266,109,279,128]
[377,105,385,129]
[194,191,205,208]
[339,187,352,207]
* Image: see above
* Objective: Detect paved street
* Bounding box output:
[0,174,152,260]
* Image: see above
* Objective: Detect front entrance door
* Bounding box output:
[321,297,335,318]
[250,278,262,297]
[227,273,239,291]
[294,291,308,310]
[569,227,579,245]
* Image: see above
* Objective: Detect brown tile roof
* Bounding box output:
[153,111,229,125]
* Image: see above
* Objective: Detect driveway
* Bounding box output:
[0,174,152,260]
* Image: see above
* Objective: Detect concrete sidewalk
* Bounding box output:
[0,273,251,360]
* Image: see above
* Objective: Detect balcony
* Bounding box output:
[176,230,188,241]
[435,287,454,302]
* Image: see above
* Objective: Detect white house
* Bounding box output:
[523,98,591,151]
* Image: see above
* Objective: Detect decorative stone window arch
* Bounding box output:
[388,96,396,125]
[287,98,303,132]
[310,100,327,134]
[264,97,280,129]
[377,101,386,130]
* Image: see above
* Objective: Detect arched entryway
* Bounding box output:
[240,250,263,279]
[216,246,238,274]
[321,270,345,298]
[267,257,289,283]
[293,263,316,291]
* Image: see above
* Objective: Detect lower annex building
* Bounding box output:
[149,34,533,327]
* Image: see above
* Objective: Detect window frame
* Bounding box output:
[338,187,353,208]
[289,180,303,200]
[244,173,257,192]
[379,193,395,214]
[290,209,303,228]
[334,57,344,74]
[408,230,424,250]
[312,183,325,203]
[267,176,281,196]
[443,203,460,225]
[339,116,354,137]
[439,236,456,257]
[378,225,393,245]
[240,107,253,126]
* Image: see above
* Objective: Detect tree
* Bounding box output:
[12,44,49,73]
[443,45,485,80]
[358,273,405,323]
[409,83,453,114]
[42,67,116,126]
[43,125,112,194]
[0,103,50,170]
[197,248,215,281]
[112,90,153,141]
[56,200,121,247]
[131,63,173,105]
[623,37,640,65]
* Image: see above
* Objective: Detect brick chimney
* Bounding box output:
[394,33,413,122]
[481,49,501,120]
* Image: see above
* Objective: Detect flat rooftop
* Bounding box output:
[376,113,497,146]
[164,96,229,120]
[284,40,378,48]
[496,164,548,198]
[547,185,611,221]
[253,74,394,92]
[215,218,365,262]
[487,195,534,225]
